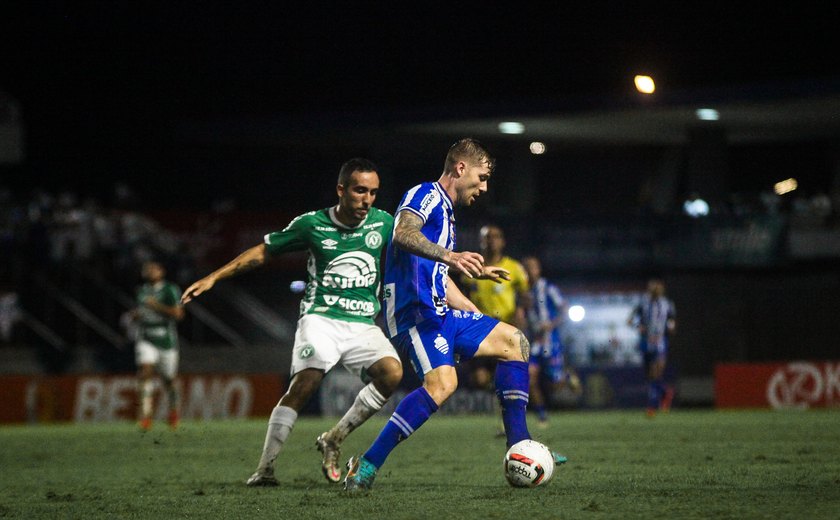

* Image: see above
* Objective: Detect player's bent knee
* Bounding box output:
[423,367,459,405]
[371,358,403,396]
[499,328,530,363]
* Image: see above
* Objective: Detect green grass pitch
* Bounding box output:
[1,410,838,519]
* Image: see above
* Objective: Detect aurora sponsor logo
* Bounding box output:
[322,252,378,289]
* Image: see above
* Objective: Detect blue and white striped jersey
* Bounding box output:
[527,277,565,348]
[383,182,456,338]
[630,294,676,349]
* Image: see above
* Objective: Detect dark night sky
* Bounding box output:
[2,2,839,207]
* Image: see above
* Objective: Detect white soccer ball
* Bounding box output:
[503,439,555,487]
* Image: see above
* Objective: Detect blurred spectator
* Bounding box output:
[810,191,832,224]
[760,188,781,215]
[0,287,21,342]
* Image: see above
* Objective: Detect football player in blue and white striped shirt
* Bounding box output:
[344,138,566,492]
[522,256,580,427]
[628,278,676,416]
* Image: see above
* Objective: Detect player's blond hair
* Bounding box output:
[444,138,495,174]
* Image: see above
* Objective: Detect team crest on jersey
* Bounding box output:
[433,335,449,355]
[322,252,378,289]
[299,344,315,359]
[364,231,382,249]
[321,239,338,250]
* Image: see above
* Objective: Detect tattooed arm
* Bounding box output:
[393,210,485,278]
[181,244,267,304]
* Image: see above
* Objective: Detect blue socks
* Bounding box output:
[363,386,438,468]
[534,404,548,422]
[495,360,531,447]
[648,379,665,409]
[363,360,532,466]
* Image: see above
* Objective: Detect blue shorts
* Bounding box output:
[391,310,499,380]
[640,337,668,371]
[529,342,565,384]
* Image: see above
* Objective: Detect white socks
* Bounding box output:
[255,405,298,473]
[140,380,154,418]
[327,383,388,444]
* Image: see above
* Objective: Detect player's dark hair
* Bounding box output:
[338,158,378,186]
[445,138,495,173]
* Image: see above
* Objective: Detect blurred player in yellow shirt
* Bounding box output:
[462,225,529,328]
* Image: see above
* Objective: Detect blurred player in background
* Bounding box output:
[132,260,185,431]
[344,138,565,493]
[628,278,676,417]
[461,224,529,435]
[181,158,402,486]
[521,256,580,428]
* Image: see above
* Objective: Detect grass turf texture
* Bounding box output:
[1,410,838,519]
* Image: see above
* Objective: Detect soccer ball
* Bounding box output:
[503,440,555,487]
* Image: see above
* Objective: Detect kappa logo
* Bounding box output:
[365,231,382,249]
[321,239,338,249]
[433,335,449,355]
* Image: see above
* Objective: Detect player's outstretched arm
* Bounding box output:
[393,210,484,278]
[477,265,511,283]
[181,244,267,304]
[446,278,480,313]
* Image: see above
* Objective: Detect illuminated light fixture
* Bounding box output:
[498,121,525,134]
[529,142,546,155]
[568,305,586,322]
[634,75,655,94]
[696,108,720,121]
[774,178,798,195]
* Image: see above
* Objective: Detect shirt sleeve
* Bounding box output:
[510,261,529,295]
[397,184,439,223]
[161,283,182,307]
[263,212,311,255]
[381,211,395,241]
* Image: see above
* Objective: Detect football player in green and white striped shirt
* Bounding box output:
[181,158,403,487]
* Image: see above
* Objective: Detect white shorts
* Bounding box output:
[290,314,400,381]
[135,340,179,380]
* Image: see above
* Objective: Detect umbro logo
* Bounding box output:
[324,295,339,305]
[321,239,338,249]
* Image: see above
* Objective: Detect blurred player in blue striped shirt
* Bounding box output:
[628,278,676,417]
[522,256,580,427]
